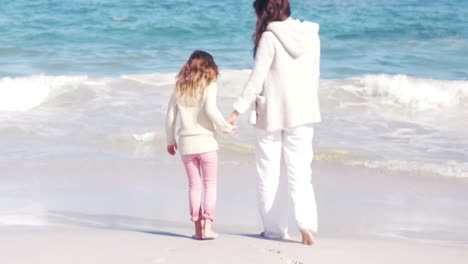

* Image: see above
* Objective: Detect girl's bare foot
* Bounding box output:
[300,229,315,245]
[192,220,203,240]
[202,219,219,239]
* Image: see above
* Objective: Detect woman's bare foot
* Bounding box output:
[202,219,219,239]
[192,220,203,240]
[300,229,315,245]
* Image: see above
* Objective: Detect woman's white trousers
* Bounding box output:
[255,125,318,238]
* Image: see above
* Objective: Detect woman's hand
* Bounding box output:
[167,144,177,155]
[227,111,240,128]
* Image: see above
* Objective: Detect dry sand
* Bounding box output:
[1,226,468,264]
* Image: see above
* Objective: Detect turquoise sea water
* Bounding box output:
[1,0,467,79]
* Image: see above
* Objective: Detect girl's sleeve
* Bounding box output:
[233,32,275,114]
[165,93,178,145]
[205,83,233,132]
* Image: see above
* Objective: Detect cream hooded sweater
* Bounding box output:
[233,19,321,131]
[166,82,233,155]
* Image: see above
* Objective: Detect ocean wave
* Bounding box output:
[336,74,468,110]
[0,75,50,112]
[0,75,88,112]
[119,71,468,112]
[1,72,466,181]
[1,72,466,113]
[121,73,176,87]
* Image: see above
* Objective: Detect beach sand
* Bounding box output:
[2,226,468,264]
[1,151,468,263]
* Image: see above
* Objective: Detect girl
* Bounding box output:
[227,0,321,245]
[166,50,233,240]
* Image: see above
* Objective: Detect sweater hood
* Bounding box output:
[267,19,319,58]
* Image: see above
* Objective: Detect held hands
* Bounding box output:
[167,143,177,155]
[226,111,239,131]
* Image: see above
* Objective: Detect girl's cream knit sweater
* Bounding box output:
[166,82,232,155]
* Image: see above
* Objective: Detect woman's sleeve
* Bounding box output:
[165,93,178,145]
[205,82,233,132]
[233,32,275,114]
[315,30,321,77]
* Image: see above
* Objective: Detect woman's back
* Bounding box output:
[234,18,321,131]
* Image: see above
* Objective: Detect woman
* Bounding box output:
[227,0,321,245]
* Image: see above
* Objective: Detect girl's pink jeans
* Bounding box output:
[182,151,217,222]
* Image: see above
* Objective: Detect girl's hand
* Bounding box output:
[167,144,177,155]
[222,125,237,134]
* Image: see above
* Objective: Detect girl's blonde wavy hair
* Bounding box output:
[176,50,219,106]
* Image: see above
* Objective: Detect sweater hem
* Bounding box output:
[178,135,219,155]
[255,119,321,132]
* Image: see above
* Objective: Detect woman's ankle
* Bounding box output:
[202,219,219,239]
[300,229,315,245]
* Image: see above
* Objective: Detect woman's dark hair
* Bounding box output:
[253,0,291,56]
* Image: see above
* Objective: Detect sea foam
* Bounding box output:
[341,74,468,110]
[0,72,466,179]
[0,75,88,112]
[1,72,466,112]
[0,76,50,112]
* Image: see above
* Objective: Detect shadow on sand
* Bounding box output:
[48,210,302,242]
[48,210,192,239]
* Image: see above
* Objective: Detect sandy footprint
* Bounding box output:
[267,248,281,254]
[284,259,304,264]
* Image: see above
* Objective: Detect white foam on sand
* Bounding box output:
[346,159,468,178]
[0,214,46,227]
[0,203,47,227]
